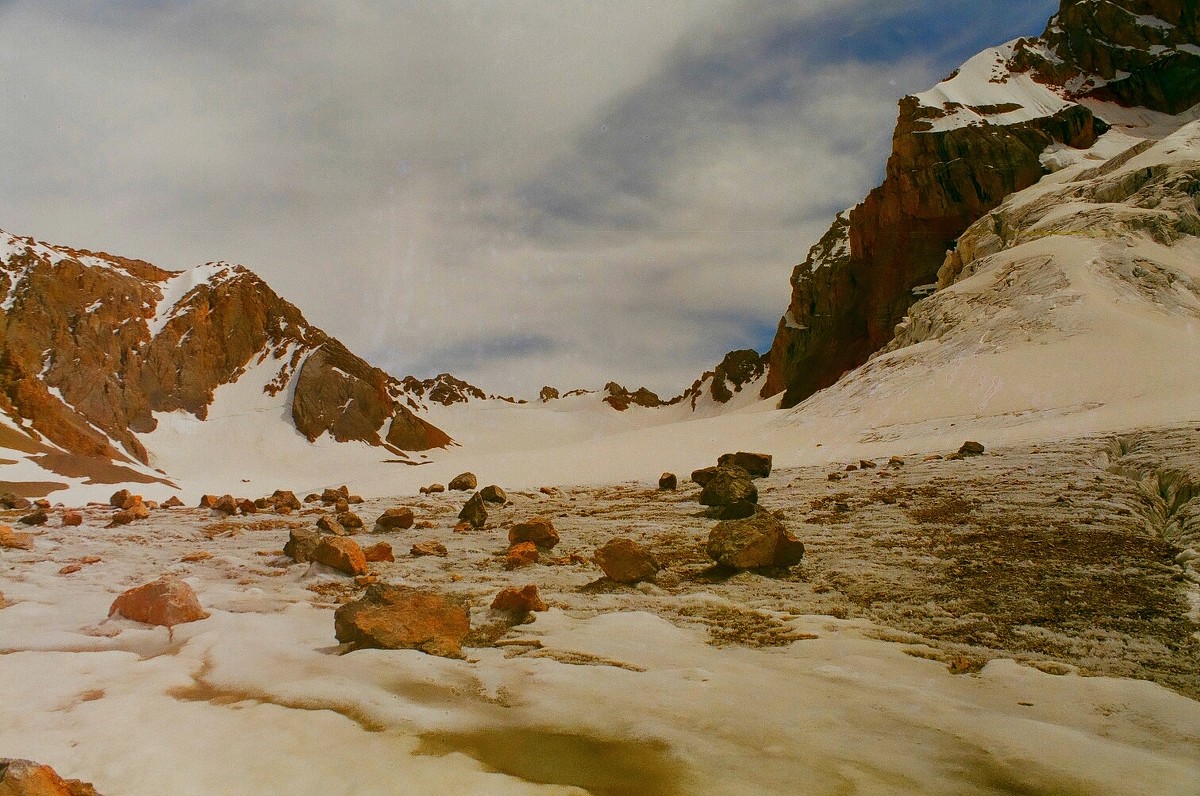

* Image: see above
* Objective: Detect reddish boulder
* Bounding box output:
[479,484,507,504]
[316,514,347,536]
[18,509,48,526]
[658,472,677,490]
[334,583,470,658]
[271,490,302,511]
[458,493,488,528]
[490,584,547,613]
[284,527,323,563]
[238,499,258,515]
[717,451,773,478]
[198,494,219,509]
[213,494,238,515]
[61,511,83,527]
[108,576,209,627]
[161,496,184,508]
[448,472,478,491]
[312,537,368,576]
[334,497,350,513]
[411,541,448,557]
[375,507,415,530]
[109,489,132,509]
[706,511,805,570]
[336,511,364,531]
[594,538,660,584]
[363,542,395,563]
[506,542,539,569]
[508,517,559,549]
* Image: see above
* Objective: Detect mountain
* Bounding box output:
[0,232,450,486]
[763,0,1200,407]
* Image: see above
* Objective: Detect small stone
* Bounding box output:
[415,520,436,529]
[506,542,539,569]
[333,497,349,513]
[270,490,302,511]
[508,517,559,549]
[858,459,877,470]
[304,493,321,503]
[458,493,488,528]
[284,527,323,563]
[109,576,209,627]
[946,452,965,461]
[845,463,858,471]
[376,507,415,530]
[213,495,238,515]
[0,493,32,510]
[479,484,507,504]
[322,486,350,504]
[888,456,905,468]
[411,541,448,557]
[594,538,659,584]
[959,441,985,456]
[490,584,547,613]
[59,564,82,575]
[539,486,556,495]
[354,575,378,587]
[449,472,478,491]
[658,472,677,490]
[827,472,844,481]
[238,499,258,515]
[80,556,101,565]
[181,551,213,563]
[363,542,394,563]
[427,484,446,494]
[254,497,273,510]
[18,509,48,526]
[453,521,472,533]
[33,499,51,510]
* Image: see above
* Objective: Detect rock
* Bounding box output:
[312,536,368,576]
[363,542,395,563]
[717,452,773,478]
[354,575,378,587]
[458,493,488,528]
[415,520,436,529]
[109,489,132,509]
[426,484,446,494]
[61,511,83,527]
[0,493,32,510]
[602,382,663,411]
[691,466,720,487]
[376,507,415,530]
[270,490,302,511]
[449,472,478,491]
[698,466,758,508]
[418,486,428,495]
[337,511,364,531]
[479,484,507,504]
[334,583,470,658]
[452,521,472,533]
[322,486,350,504]
[198,495,219,509]
[348,495,364,504]
[827,472,844,481]
[238,499,258,514]
[538,486,556,495]
[161,496,184,508]
[254,497,273,509]
[0,526,35,550]
[108,576,209,627]
[213,494,238,515]
[411,541,448,557]
[658,473,677,491]
[0,591,5,609]
[594,538,659,584]
[706,511,805,570]
[316,514,347,536]
[34,499,51,509]
[539,386,560,402]
[490,584,547,613]
[946,452,965,461]
[714,500,757,520]
[888,456,905,468]
[333,497,350,513]
[18,509,48,526]
[106,499,147,526]
[959,441,986,456]
[859,459,877,470]
[508,517,559,549]
[506,542,540,569]
[284,527,323,563]
[180,551,212,562]
[304,493,321,503]
[59,564,82,575]
[0,758,102,796]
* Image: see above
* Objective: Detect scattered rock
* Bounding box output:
[284,527,323,563]
[0,758,102,796]
[337,511,364,531]
[845,463,858,471]
[691,466,720,487]
[658,472,677,491]
[0,493,32,510]
[355,574,378,587]
[363,542,395,563]
[698,466,758,509]
[108,576,209,627]
[509,517,559,549]
[59,564,82,575]
[923,454,943,462]
[198,494,219,509]
[449,472,478,491]
[61,511,83,527]
[426,483,446,494]
[312,536,368,576]
[506,542,540,569]
[411,541,448,557]
[946,452,965,461]
[304,493,321,503]
[717,452,773,478]
[334,583,470,658]
[706,511,805,570]
[859,459,877,470]
[333,497,350,513]
[827,472,845,481]
[888,456,905,468]
[316,514,347,536]
[238,499,258,515]
[452,521,473,533]
[109,489,132,509]
[479,484,507,504]
[180,551,213,563]
[33,498,51,509]
[539,486,556,495]
[254,497,273,510]
[322,486,350,504]
[270,490,302,511]
[376,507,415,530]
[594,538,659,584]
[213,494,238,515]
[162,496,184,508]
[959,441,986,456]
[458,493,488,528]
[414,520,436,530]
[18,509,48,526]
[491,584,547,613]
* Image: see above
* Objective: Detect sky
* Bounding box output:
[0,0,1060,397]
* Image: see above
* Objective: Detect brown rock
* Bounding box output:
[707,511,805,570]
[479,484,507,504]
[375,507,415,530]
[254,497,272,510]
[363,542,394,563]
[658,472,677,490]
[321,486,349,504]
[448,472,478,491]
[198,494,219,509]
[316,514,347,536]
[426,483,446,494]
[312,536,368,576]
[506,542,539,569]
[888,456,906,468]
[283,527,323,563]
[508,517,559,549]
[490,584,547,613]
[334,583,470,657]
[161,496,184,508]
[59,564,82,575]
[415,520,436,529]
[0,494,32,510]
[458,493,488,528]
[337,511,364,531]
[691,466,720,487]
[304,493,321,503]
[594,538,659,584]
[109,489,132,509]
[334,497,350,513]
[452,521,472,533]
[180,551,213,563]
[34,499,52,509]
[80,556,101,565]
[238,499,258,515]
[61,510,83,527]
[959,441,986,456]
[355,574,378,587]
[213,494,238,515]
[698,466,758,508]
[859,459,878,470]
[717,452,773,478]
[411,541,448,557]
[0,758,102,796]
[270,490,302,511]
[108,575,209,627]
[18,509,48,526]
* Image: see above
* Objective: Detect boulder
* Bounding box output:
[334,583,470,658]
[18,509,48,526]
[109,489,132,509]
[61,511,83,527]
[658,472,677,491]
[717,452,773,478]
[959,441,986,456]
[426,483,446,494]
[458,493,488,528]
[505,542,539,569]
[198,495,219,509]
[449,472,478,491]
[0,493,32,510]
[714,500,757,521]
[594,538,659,584]
[508,517,559,549]
[238,499,258,515]
[34,499,51,509]
[490,584,547,613]
[363,542,395,563]
[316,514,347,536]
[0,525,34,550]
[312,536,368,576]
[691,466,720,487]
[161,496,184,508]
[284,527,323,563]
[706,511,805,570]
[334,497,350,513]
[108,576,209,627]
[479,484,507,504]
[858,459,877,470]
[0,758,102,796]
[698,466,758,508]
[411,541,448,557]
[337,511,364,531]
[376,507,415,530]
[321,486,350,504]
[270,490,302,511]
[213,494,238,515]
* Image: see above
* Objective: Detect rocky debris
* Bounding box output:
[508,517,559,550]
[675,349,769,409]
[828,472,845,481]
[506,542,540,569]
[658,473,677,491]
[691,467,720,487]
[602,382,663,411]
[321,486,349,504]
[337,511,364,531]
[61,510,83,527]
[411,541,448,558]
[108,576,209,627]
[449,472,478,491]
[363,542,395,563]
[888,456,905,468]
[161,496,184,508]
[254,497,272,510]
[479,484,507,504]
[699,466,758,509]
[0,525,35,550]
[0,758,102,796]
[539,386,560,402]
[490,584,547,613]
[18,509,48,526]
[859,460,877,470]
[959,441,986,457]
[707,511,805,570]
[33,499,51,509]
[0,493,32,510]
[334,583,470,658]
[594,538,659,584]
[198,495,219,509]
[316,515,347,536]
[108,498,150,527]
[312,536,368,576]
[109,489,132,508]
[717,452,773,478]
[284,527,323,563]
[458,493,488,528]
[238,499,258,514]
[414,520,436,530]
[269,490,302,511]
[213,494,238,515]
[304,493,320,503]
[399,373,489,407]
[333,497,350,513]
[375,507,415,530]
[420,483,446,495]
[59,564,82,575]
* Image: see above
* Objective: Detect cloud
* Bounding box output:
[0,0,1058,396]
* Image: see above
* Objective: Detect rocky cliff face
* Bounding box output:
[0,231,449,468]
[763,0,1200,408]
